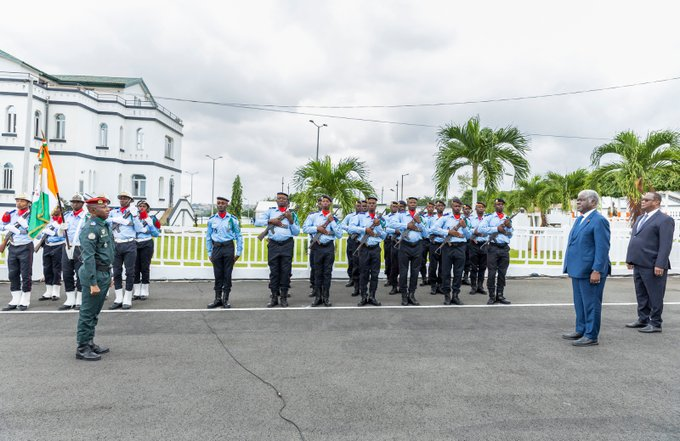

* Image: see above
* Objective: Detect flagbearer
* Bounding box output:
[1,193,33,311]
[60,194,87,310]
[38,206,67,302]
[75,195,114,361]
[132,200,160,301]
[206,196,243,309]
[108,191,145,310]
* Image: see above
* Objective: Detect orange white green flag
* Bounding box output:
[28,140,60,238]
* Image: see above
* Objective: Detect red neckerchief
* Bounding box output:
[218,212,226,219]
[497,212,505,219]
[478,215,483,220]
[120,206,128,213]
[74,209,83,216]
[321,210,330,217]
[369,212,375,219]
[437,213,443,218]
[52,216,63,224]
[454,214,461,220]
[278,206,286,213]
[409,210,416,217]
[18,209,28,216]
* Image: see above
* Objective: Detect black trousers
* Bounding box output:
[398,241,422,295]
[389,239,400,287]
[346,237,359,282]
[8,242,33,292]
[42,244,64,285]
[487,244,510,296]
[268,238,294,293]
[383,237,393,277]
[113,241,137,291]
[440,243,466,295]
[133,240,154,284]
[468,241,488,288]
[309,243,316,288]
[313,242,335,292]
[212,242,235,297]
[428,241,443,286]
[359,245,381,295]
[419,239,429,279]
[634,266,668,327]
[62,246,82,292]
[464,243,471,275]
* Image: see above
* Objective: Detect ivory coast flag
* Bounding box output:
[28,141,60,238]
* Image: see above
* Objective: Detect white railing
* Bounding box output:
[1,225,679,280]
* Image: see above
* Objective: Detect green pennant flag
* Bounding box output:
[28,192,50,238]
[28,141,60,239]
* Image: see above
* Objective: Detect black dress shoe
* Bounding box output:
[122,304,131,310]
[368,296,381,306]
[497,296,511,305]
[222,303,231,309]
[58,304,74,311]
[351,290,360,297]
[383,282,391,287]
[469,288,477,295]
[572,337,598,347]
[73,305,80,310]
[407,294,420,306]
[279,297,288,308]
[358,297,368,306]
[345,281,354,287]
[389,288,399,295]
[625,319,647,328]
[561,331,583,340]
[2,305,17,311]
[18,305,27,311]
[109,302,123,310]
[76,345,101,361]
[89,340,109,354]
[436,287,444,294]
[450,296,463,306]
[638,325,662,333]
[486,298,496,305]
[476,288,487,295]
[207,299,223,309]
[38,296,51,301]
[461,278,470,286]
[132,295,142,300]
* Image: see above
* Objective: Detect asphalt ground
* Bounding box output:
[1,276,679,441]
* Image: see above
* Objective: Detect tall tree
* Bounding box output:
[230,175,243,223]
[540,168,589,214]
[510,175,550,226]
[590,130,680,221]
[292,156,375,220]
[434,116,530,204]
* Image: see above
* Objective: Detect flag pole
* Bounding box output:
[40,133,70,249]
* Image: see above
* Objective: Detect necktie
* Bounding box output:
[572,216,584,235]
[637,214,649,232]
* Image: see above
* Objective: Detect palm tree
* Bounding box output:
[291,155,376,220]
[540,168,589,215]
[434,116,531,204]
[510,175,551,226]
[590,130,680,221]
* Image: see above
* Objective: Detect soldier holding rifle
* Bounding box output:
[303,195,342,307]
[432,198,470,305]
[387,200,406,295]
[341,199,364,293]
[206,196,243,309]
[467,201,491,296]
[477,198,514,305]
[426,200,448,295]
[1,193,32,311]
[348,197,386,306]
[255,192,300,308]
[382,201,399,287]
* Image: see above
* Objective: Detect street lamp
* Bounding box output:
[184,171,198,204]
[309,120,327,161]
[205,154,223,215]
[400,173,409,201]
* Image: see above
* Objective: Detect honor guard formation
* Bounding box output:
[1,190,675,359]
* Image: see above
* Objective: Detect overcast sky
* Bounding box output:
[4,1,680,204]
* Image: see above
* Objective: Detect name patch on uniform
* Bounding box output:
[88,232,96,240]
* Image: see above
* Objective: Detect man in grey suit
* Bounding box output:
[625,192,675,333]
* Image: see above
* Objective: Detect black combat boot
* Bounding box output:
[469,283,477,295]
[496,293,511,305]
[345,280,354,288]
[487,290,497,305]
[443,293,452,305]
[450,293,463,305]
[311,289,323,307]
[477,286,487,295]
[207,294,223,309]
[322,288,332,307]
[401,291,409,306]
[76,344,101,361]
[222,292,231,309]
[267,291,279,308]
[358,293,368,306]
[351,286,360,297]
[462,272,470,285]
[389,287,399,295]
[368,292,381,306]
[407,293,420,306]
[430,284,438,295]
[280,289,289,308]
[88,339,109,354]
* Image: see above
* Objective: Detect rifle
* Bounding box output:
[435,215,468,255]
[257,204,293,241]
[311,207,340,246]
[34,222,60,253]
[112,208,133,233]
[353,209,388,256]
[481,212,519,249]
[394,208,427,250]
[0,210,31,254]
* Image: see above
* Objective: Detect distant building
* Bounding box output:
[0,49,183,214]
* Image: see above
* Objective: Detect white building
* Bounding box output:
[0,49,183,214]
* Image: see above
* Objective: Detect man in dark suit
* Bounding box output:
[625,192,675,333]
[562,190,611,347]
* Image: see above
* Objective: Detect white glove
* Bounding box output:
[43,227,56,236]
[111,216,128,225]
[128,206,139,216]
[6,225,20,235]
[58,223,68,231]
[16,217,28,228]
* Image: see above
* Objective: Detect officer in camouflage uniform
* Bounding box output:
[75,196,114,361]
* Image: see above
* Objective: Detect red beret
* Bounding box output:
[86,196,110,205]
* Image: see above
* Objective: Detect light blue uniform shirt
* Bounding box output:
[383,212,400,238]
[254,207,300,241]
[341,212,361,239]
[136,215,160,241]
[468,213,491,243]
[477,212,514,244]
[108,207,146,242]
[38,219,66,245]
[303,211,343,245]
[1,209,32,246]
[206,212,243,257]
[63,210,87,246]
[347,213,387,247]
[425,213,449,243]
[432,214,471,243]
[388,211,429,244]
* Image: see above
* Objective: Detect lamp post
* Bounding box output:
[309,120,327,161]
[400,173,409,201]
[184,171,198,204]
[205,155,222,215]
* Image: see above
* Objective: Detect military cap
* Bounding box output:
[117,191,133,200]
[320,194,333,202]
[86,196,111,205]
[450,197,462,205]
[398,200,406,206]
[366,196,378,201]
[407,196,418,201]
[70,194,85,203]
[476,201,487,207]
[216,196,229,202]
[435,200,445,205]
[495,198,506,204]
[277,192,289,198]
[14,192,31,202]
[136,199,150,208]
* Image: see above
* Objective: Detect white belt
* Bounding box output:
[136,237,153,242]
[115,238,135,243]
[46,242,65,247]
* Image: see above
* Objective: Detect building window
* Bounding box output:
[99,123,108,147]
[55,114,66,139]
[3,163,13,190]
[164,136,174,159]
[136,128,144,150]
[119,126,124,151]
[6,106,17,133]
[34,111,41,138]
[159,177,165,199]
[90,170,96,193]
[118,173,123,193]
[132,174,146,198]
